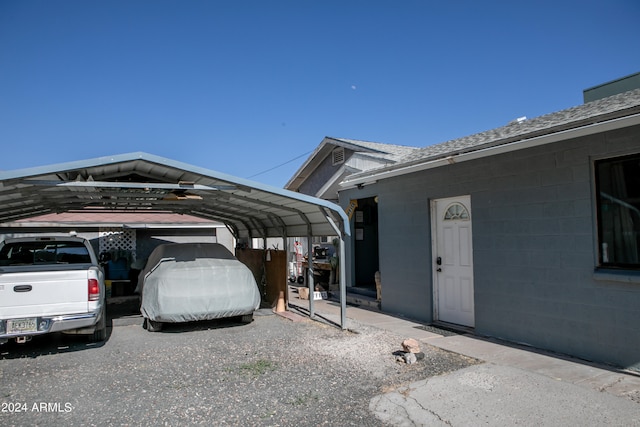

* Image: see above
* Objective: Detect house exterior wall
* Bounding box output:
[340,123,640,370]
[297,148,392,197]
[132,228,220,263]
[347,155,396,174]
[298,148,356,196]
[583,71,640,103]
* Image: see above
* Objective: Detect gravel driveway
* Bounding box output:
[0,302,479,426]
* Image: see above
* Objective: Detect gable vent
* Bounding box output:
[332,147,345,165]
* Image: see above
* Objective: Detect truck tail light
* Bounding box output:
[88,279,100,301]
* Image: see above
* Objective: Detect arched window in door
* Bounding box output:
[444,203,470,221]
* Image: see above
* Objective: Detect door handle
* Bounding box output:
[436,268,442,272]
[14,285,32,292]
[436,257,442,265]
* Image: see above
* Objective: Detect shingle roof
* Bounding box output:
[326,137,419,160]
[346,88,640,182]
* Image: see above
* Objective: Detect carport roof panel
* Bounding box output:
[0,152,350,239]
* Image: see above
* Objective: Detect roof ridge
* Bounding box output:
[402,88,640,162]
[327,137,419,152]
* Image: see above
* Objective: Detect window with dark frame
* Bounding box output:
[595,153,640,268]
[0,241,91,266]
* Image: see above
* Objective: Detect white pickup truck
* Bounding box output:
[0,236,106,345]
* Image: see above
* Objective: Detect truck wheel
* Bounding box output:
[89,309,107,342]
[146,319,163,332]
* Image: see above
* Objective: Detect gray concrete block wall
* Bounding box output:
[343,124,640,369]
[468,131,640,369]
[374,174,434,320]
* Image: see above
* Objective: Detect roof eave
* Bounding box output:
[341,112,640,189]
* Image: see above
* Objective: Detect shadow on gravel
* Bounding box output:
[140,308,276,334]
[154,317,256,333]
[107,295,140,319]
[0,322,113,360]
[0,298,141,360]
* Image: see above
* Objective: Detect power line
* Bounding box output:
[247,150,313,179]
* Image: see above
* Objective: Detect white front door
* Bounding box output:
[432,196,475,327]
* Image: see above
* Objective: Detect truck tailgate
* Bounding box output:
[0,269,89,318]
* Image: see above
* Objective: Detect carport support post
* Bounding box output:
[338,235,346,329]
[307,235,315,319]
[324,213,347,330]
[282,234,288,308]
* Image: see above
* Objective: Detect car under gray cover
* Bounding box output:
[137,243,260,330]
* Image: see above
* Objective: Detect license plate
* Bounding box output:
[7,318,37,334]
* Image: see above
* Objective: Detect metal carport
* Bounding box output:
[0,152,351,328]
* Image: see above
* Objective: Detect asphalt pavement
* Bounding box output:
[287,286,640,426]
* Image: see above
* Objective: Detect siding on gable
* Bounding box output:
[298,148,355,196]
[340,123,640,370]
[298,147,401,197]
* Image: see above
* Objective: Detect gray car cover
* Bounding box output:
[138,243,261,323]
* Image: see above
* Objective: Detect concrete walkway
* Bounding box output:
[286,287,640,426]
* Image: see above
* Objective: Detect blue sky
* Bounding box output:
[1,1,639,187]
